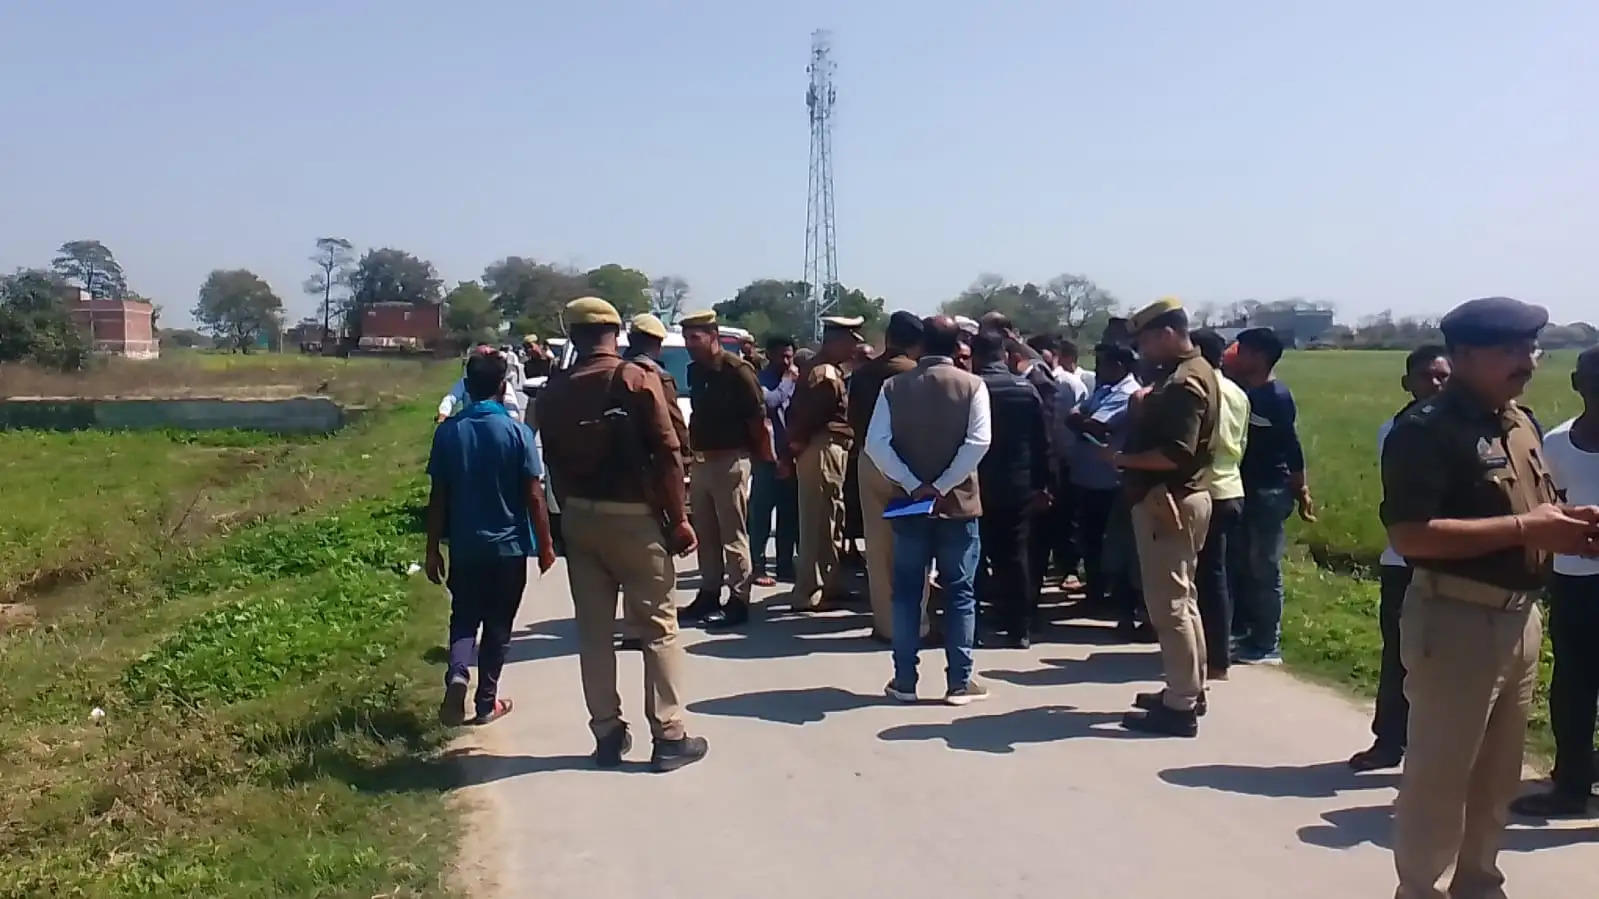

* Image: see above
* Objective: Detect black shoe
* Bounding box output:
[614,635,644,651]
[1121,704,1199,738]
[1348,744,1403,773]
[775,566,796,583]
[702,600,750,629]
[595,727,632,768]
[1130,622,1158,644]
[678,592,721,623]
[651,735,709,773]
[868,631,892,646]
[1134,690,1207,717]
[1509,789,1592,819]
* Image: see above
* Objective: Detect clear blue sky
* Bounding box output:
[3,1,1595,328]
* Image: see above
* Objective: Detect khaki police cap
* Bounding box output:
[629,313,669,340]
[1439,297,1548,346]
[521,333,538,344]
[565,296,622,326]
[679,310,718,329]
[821,315,865,341]
[1130,297,1183,332]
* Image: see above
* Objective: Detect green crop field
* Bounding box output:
[1279,349,1581,568]
[0,356,463,898]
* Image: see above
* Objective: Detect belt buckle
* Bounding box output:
[693,452,706,464]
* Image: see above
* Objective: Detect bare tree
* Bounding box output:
[303,237,355,339]
[649,275,690,323]
[1043,273,1117,335]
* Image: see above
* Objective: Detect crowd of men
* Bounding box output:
[425,293,1599,897]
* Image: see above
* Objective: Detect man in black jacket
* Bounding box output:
[972,328,1051,648]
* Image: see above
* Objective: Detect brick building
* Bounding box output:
[69,289,159,359]
[356,302,443,352]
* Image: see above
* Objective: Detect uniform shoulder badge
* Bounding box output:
[810,363,842,385]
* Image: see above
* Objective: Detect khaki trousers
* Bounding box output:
[859,453,929,638]
[562,502,687,741]
[689,452,753,602]
[1393,578,1540,899]
[1131,489,1211,712]
[794,437,848,609]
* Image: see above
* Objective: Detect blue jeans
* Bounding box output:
[1231,486,1293,655]
[890,516,980,691]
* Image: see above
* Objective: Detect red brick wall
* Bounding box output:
[70,299,158,357]
[361,304,443,341]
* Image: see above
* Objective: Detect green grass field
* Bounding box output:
[0,356,463,898]
[1273,349,1582,760]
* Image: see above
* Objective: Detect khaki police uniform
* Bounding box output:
[682,311,767,613]
[788,350,854,609]
[850,345,923,636]
[536,297,690,744]
[1381,298,1558,899]
[1120,298,1220,717]
[626,314,690,458]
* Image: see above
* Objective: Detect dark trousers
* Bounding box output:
[1549,573,1599,798]
[1372,565,1413,752]
[446,555,528,716]
[978,505,1033,634]
[1197,497,1244,672]
[1077,487,1118,606]
[1052,465,1080,577]
[749,460,798,578]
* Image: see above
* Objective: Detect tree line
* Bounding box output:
[6,238,1595,370]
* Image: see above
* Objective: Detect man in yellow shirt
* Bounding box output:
[1192,329,1249,681]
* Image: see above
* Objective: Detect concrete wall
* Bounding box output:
[0,397,345,434]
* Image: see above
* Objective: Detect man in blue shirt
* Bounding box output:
[426,352,556,727]
[1226,327,1316,664]
[749,335,799,585]
[1067,342,1148,638]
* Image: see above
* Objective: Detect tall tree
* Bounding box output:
[1042,273,1117,336]
[482,256,586,336]
[193,269,285,352]
[303,237,355,337]
[649,275,691,323]
[442,281,501,347]
[50,239,128,300]
[585,264,651,317]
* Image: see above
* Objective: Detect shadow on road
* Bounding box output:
[689,686,890,725]
[686,611,880,660]
[877,705,1151,753]
[504,616,580,663]
[1158,761,1400,798]
[1298,803,1599,853]
[983,651,1160,688]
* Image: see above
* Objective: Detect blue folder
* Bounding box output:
[882,497,936,519]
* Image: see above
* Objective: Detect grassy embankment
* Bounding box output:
[1272,349,1581,758]
[0,354,465,898]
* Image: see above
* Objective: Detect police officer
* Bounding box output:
[787,315,861,611]
[679,310,774,627]
[535,297,709,772]
[626,313,690,458]
[1112,298,1220,738]
[1382,297,1599,898]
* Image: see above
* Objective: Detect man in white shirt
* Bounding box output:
[866,315,992,706]
[1510,347,1599,817]
[1350,345,1450,772]
[437,346,524,422]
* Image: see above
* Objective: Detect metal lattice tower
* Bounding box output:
[803,29,838,341]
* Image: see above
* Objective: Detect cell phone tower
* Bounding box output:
[802,29,838,341]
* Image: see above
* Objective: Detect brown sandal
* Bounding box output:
[472,698,513,725]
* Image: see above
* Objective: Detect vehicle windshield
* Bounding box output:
[658,347,692,386]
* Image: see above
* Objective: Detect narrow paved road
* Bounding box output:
[452,561,1599,898]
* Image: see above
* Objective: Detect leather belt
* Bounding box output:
[562,497,651,515]
[1414,569,1537,613]
[692,449,748,464]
